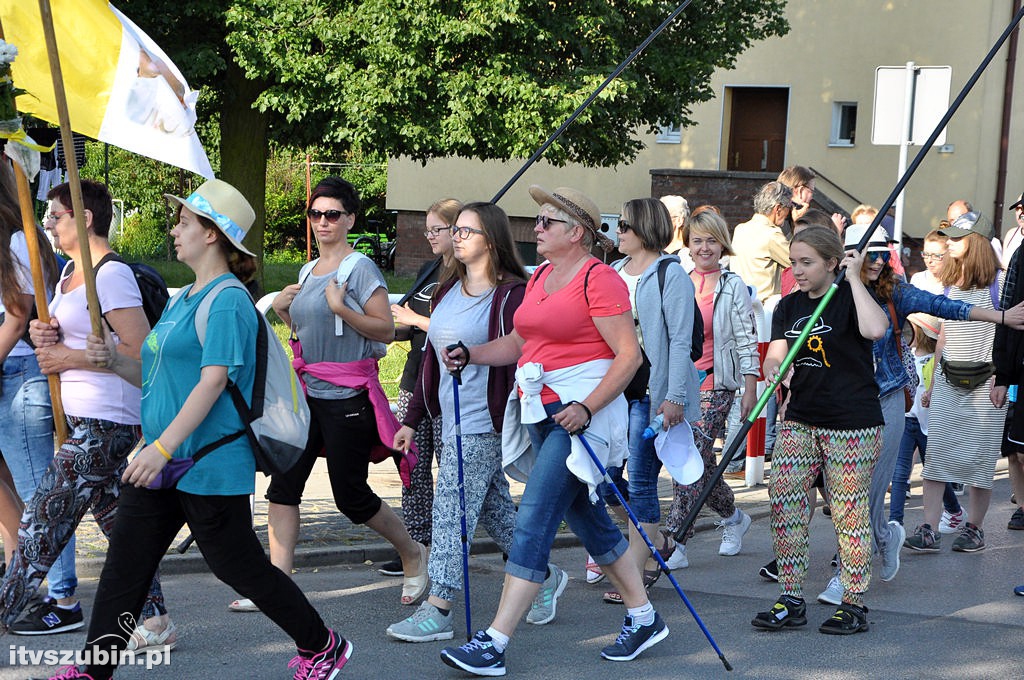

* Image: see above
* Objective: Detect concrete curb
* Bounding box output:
[72,504,772,578]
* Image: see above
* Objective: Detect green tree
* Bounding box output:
[115,0,788,281]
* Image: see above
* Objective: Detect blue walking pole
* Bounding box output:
[446,342,473,641]
[576,431,732,671]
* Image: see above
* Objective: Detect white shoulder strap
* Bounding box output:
[194,278,250,347]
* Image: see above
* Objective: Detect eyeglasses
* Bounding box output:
[423,225,449,238]
[44,209,72,224]
[535,215,569,230]
[616,221,634,234]
[450,225,485,239]
[866,251,891,264]
[922,253,945,261]
[306,209,350,223]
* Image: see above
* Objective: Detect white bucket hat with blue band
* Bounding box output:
[164,178,257,257]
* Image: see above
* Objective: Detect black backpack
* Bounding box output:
[68,253,170,328]
[654,259,704,362]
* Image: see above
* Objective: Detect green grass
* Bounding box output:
[142,256,415,400]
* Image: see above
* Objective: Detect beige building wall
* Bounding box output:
[388,0,1024,239]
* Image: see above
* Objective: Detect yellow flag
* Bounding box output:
[1,0,214,178]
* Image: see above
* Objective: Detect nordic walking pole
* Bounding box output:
[575,432,732,671]
[446,341,473,641]
[674,2,1024,544]
[491,0,695,203]
[37,0,103,337]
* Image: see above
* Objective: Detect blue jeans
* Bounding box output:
[625,396,662,523]
[889,415,961,524]
[505,401,629,583]
[0,355,76,598]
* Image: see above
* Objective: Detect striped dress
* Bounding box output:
[923,274,1006,489]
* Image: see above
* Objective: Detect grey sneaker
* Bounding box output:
[526,564,567,625]
[951,522,986,552]
[817,574,843,606]
[386,601,454,642]
[904,524,940,553]
[880,520,905,582]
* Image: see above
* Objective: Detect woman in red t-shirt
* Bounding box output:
[439,186,668,675]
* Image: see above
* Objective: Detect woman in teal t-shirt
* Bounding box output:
[76,179,352,680]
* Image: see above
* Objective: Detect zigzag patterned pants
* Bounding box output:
[769,421,882,607]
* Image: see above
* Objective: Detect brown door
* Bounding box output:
[727,88,788,172]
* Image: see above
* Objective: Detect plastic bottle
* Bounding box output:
[642,413,665,440]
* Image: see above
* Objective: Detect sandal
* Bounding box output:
[602,590,623,605]
[401,542,430,606]
[228,598,259,613]
[126,618,178,651]
[642,534,675,587]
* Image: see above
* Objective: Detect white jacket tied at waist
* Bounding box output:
[501,359,628,502]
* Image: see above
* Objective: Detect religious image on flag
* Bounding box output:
[1,0,214,178]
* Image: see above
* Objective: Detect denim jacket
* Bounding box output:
[872,281,973,397]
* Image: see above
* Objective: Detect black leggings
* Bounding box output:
[83,486,328,679]
[266,393,383,524]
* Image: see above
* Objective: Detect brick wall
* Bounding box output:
[650,168,778,229]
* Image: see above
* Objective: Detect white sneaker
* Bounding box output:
[717,510,752,556]
[817,574,843,605]
[585,554,605,584]
[938,508,968,534]
[665,543,689,570]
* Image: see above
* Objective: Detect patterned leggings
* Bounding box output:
[429,432,515,601]
[395,388,440,545]
[0,416,166,632]
[664,390,737,541]
[770,421,882,607]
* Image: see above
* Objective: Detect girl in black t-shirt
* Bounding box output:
[751,227,888,636]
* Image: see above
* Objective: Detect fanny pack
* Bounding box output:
[940,359,995,391]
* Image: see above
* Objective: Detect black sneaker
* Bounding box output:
[951,522,986,552]
[600,612,669,661]
[819,603,869,635]
[904,524,940,553]
[1008,507,1024,530]
[758,559,779,582]
[440,630,506,677]
[377,554,403,577]
[10,599,84,635]
[751,595,807,630]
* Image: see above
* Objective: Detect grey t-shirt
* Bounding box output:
[290,256,388,399]
[429,283,495,440]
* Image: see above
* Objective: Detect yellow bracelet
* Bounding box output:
[152,439,172,461]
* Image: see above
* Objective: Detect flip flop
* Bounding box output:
[401,542,430,606]
[602,590,623,605]
[228,598,260,612]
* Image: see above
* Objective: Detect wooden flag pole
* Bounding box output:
[37,0,103,336]
[0,18,68,443]
[12,166,68,443]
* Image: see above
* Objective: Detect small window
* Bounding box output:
[656,122,681,144]
[830,102,857,146]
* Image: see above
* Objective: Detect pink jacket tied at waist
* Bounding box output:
[290,338,417,487]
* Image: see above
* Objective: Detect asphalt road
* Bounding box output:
[2,476,1023,680]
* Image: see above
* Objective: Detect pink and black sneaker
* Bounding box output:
[288,629,353,680]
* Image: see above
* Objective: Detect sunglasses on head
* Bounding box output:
[306,208,350,223]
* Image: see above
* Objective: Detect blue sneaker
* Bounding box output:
[440,630,506,677]
[600,612,669,661]
[1014,584,1024,596]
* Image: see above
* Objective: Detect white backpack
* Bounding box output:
[167,278,310,475]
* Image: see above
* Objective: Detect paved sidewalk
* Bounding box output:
[70,453,776,576]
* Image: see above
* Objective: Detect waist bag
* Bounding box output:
[940,359,995,391]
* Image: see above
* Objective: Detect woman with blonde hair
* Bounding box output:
[661,206,759,565]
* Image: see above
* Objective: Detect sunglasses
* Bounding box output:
[866,251,891,264]
[535,214,569,230]
[616,221,634,234]
[306,209,350,223]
